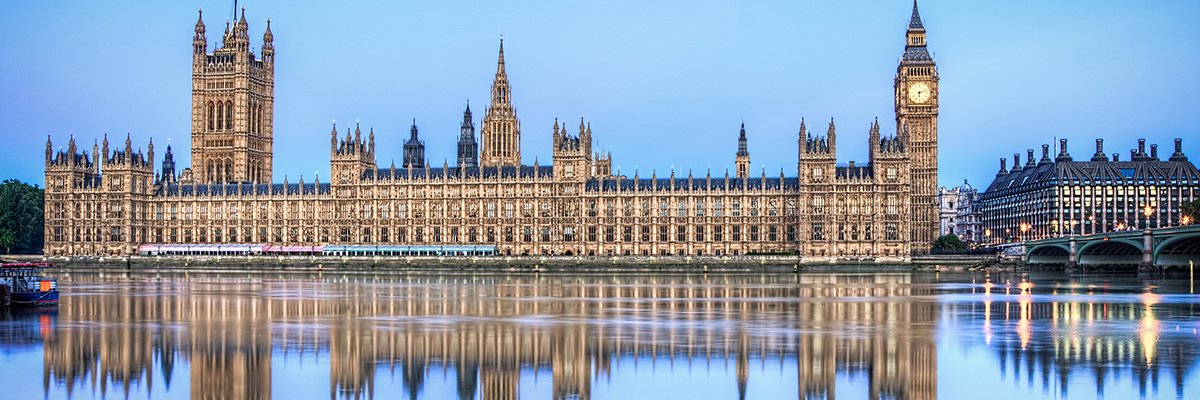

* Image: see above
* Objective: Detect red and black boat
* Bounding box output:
[0,262,59,306]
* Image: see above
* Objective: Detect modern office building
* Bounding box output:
[979,138,1199,244]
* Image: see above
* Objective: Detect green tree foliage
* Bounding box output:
[932,234,966,253]
[1183,199,1200,222]
[0,180,44,254]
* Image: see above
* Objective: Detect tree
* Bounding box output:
[0,179,44,254]
[932,234,966,253]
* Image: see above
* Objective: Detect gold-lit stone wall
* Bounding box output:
[43,5,935,260]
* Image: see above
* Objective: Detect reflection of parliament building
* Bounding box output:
[37,274,1200,399]
[43,3,943,260]
[41,274,939,400]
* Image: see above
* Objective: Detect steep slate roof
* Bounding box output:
[983,158,1200,198]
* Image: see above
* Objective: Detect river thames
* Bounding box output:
[0,271,1197,399]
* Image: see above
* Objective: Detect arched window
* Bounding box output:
[225,101,234,130]
[216,104,224,131]
[208,101,216,130]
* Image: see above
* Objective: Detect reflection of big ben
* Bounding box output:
[895,1,939,254]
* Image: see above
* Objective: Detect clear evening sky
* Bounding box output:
[2,0,1198,189]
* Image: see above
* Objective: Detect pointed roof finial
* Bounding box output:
[909,0,925,30]
[496,35,506,75]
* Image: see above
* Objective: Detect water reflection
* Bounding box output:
[3,272,1197,399]
[951,276,1200,399]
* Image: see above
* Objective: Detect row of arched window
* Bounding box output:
[206,158,234,183]
[248,102,266,134]
[207,100,233,131]
[206,99,268,133]
[205,158,268,183]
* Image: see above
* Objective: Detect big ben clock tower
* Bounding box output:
[895,0,939,253]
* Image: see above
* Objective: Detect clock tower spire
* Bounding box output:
[895,0,939,254]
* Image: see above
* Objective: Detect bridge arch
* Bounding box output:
[1153,233,1200,269]
[1076,239,1143,267]
[1026,243,1071,265]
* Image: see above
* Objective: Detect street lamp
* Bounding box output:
[1184,215,1194,226]
[1143,205,1154,229]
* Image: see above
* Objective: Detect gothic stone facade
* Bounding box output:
[44,5,939,261]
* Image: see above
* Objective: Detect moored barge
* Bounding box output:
[0,262,59,306]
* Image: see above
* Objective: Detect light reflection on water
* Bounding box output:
[0,271,1196,399]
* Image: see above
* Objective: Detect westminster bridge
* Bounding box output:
[1024,224,1200,271]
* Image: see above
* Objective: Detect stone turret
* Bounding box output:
[457,101,479,168]
[404,119,426,169]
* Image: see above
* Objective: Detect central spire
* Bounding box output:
[490,37,512,106]
[480,37,520,167]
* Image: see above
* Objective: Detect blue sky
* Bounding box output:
[2,0,1198,189]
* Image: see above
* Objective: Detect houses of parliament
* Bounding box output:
[43,3,940,260]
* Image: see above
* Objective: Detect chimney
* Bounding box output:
[1026,149,1035,167]
[998,158,1007,176]
[1131,149,1136,161]
[1138,139,1146,157]
[1113,153,1120,162]
[1171,138,1188,162]
[1039,144,1051,165]
[1092,139,1108,162]
[1056,138,1072,162]
[1150,144,1158,160]
[1012,153,1021,171]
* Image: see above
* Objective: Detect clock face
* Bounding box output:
[908,82,932,104]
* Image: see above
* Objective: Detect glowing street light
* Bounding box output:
[1143,205,1155,229]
